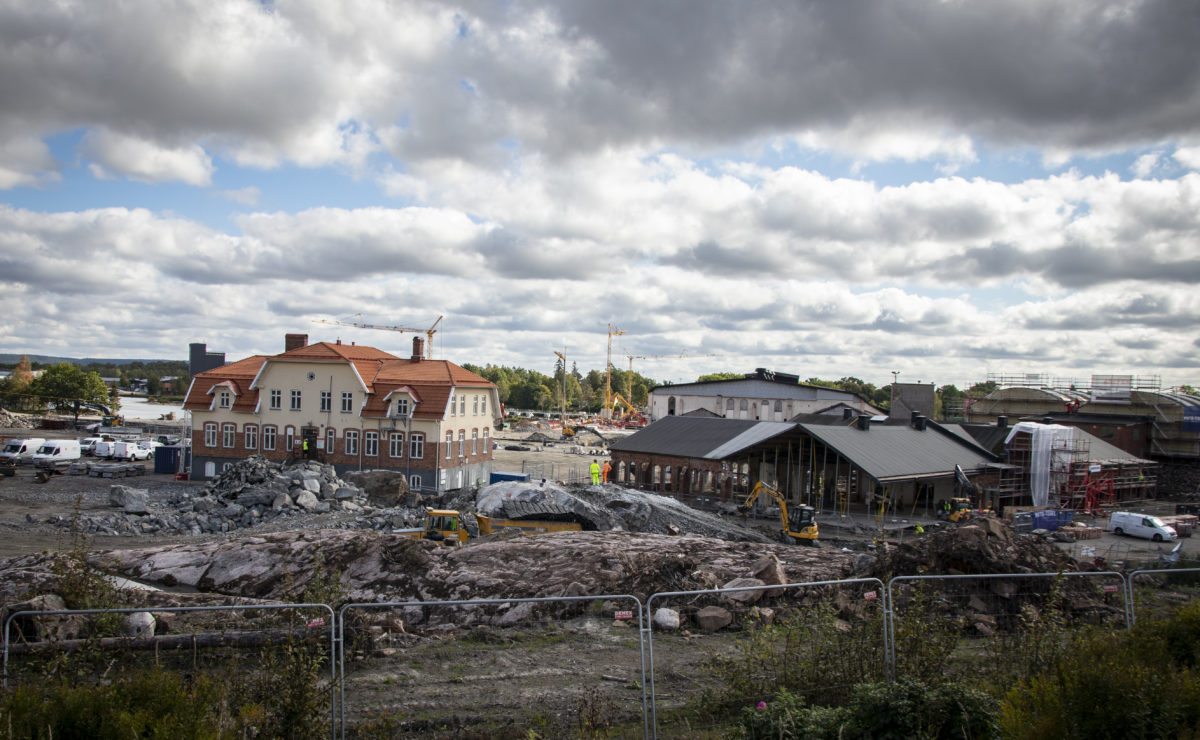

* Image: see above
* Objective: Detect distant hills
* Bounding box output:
[0,354,181,366]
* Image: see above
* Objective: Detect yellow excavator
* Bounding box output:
[739,481,820,546]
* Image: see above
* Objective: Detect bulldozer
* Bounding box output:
[739,481,819,546]
[937,497,977,523]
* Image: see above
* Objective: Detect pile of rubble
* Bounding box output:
[54,456,417,537]
[0,409,38,429]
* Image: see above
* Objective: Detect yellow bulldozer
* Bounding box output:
[739,481,819,546]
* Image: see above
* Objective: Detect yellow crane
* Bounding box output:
[623,352,719,412]
[602,323,626,418]
[312,314,444,359]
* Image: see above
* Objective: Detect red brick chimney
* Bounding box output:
[285,333,308,352]
[412,336,424,361]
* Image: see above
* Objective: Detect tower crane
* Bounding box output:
[623,352,719,413]
[312,314,444,360]
[602,323,626,419]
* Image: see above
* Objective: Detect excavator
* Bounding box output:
[739,481,819,546]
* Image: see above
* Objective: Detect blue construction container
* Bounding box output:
[489,471,530,484]
[154,445,181,474]
[1032,510,1060,531]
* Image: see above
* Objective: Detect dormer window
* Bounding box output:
[218,390,231,409]
[394,398,410,417]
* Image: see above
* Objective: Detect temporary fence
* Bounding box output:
[337,594,647,739]
[1128,567,1200,626]
[3,602,337,738]
[644,578,888,739]
[887,572,1129,686]
[11,568,1200,738]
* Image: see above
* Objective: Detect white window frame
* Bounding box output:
[473,395,479,415]
[290,389,302,411]
[204,422,217,447]
[345,429,359,455]
[320,391,331,413]
[389,432,404,458]
[458,430,465,457]
[449,396,456,416]
[409,474,422,490]
[270,389,282,410]
[326,427,335,454]
[481,395,487,415]
[410,433,424,459]
[285,425,295,452]
[219,390,231,409]
[471,429,478,455]
[445,432,453,459]
[459,394,465,415]
[222,423,236,448]
[394,398,409,417]
[263,425,277,451]
[483,428,489,451]
[341,392,353,413]
[245,424,258,450]
[365,430,379,457]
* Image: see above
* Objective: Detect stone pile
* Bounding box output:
[55,457,430,537]
[0,409,37,429]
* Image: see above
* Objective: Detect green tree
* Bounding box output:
[697,372,743,382]
[29,363,111,422]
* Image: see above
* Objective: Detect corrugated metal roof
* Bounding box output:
[798,422,994,482]
[608,416,770,459]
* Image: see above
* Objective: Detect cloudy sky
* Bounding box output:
[2,0,1199,390]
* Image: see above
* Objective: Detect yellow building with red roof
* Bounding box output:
[183,333,500,492]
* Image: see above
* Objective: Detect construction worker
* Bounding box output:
[590,459,601,485]
[915,522,925,535]
[302,438,310,459]
[601,460,612,483]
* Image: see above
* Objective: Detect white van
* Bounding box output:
[1107,511,1178,542]
[32,440,82,468]
[79,437,106,455]
[93,440,117,459]
[112,441,152,461]
[0,438,46,465]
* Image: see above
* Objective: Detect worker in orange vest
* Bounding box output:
[601,460,612,483]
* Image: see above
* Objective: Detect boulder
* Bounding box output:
[109,485,148,508]
[122,489,149,515]
[124,611,156,638]
[695,605,733,632]
[749,554,787,586]
[722,577,767,603]
[294,491,319,511]
[653,607,680,630]
[343,469,411,508]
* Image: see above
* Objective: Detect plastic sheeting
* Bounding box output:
[1005,422,1076,508]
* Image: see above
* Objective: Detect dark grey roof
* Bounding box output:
[798,422,994,482]
[608,416,776,459]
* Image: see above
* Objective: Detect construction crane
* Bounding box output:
[602,323,626,419]
[623,352,719,411]
[312,314,443,360]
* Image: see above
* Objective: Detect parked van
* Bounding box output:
[79,437,106,455]
[93,440,117,459]
[112,441,152,461]
[0,437,46,465]
[33,440,82,468]
[1107,511,1178,542]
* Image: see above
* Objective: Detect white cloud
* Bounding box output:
[1175,146,1200,171]
[1132,152,1161,178]
[82,129,214,186]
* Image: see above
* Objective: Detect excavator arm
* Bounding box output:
[740,481,819,545]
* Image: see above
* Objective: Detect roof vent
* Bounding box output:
[857,414,871,431]
[997,415,1008,429]
[913,414,927,431]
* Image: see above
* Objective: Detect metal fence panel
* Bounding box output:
[1128,567,1200,626]
[887,572,1128,686]
[338,595,647,739]
[645,578,888,739]
[3,602,337,739]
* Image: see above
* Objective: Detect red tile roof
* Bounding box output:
[183,340,494,421]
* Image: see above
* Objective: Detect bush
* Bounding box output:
[1001,602,1200,739]
[738,679,997,740]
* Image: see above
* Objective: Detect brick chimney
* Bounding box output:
[285,334,308,352]
[411,336,424,362]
